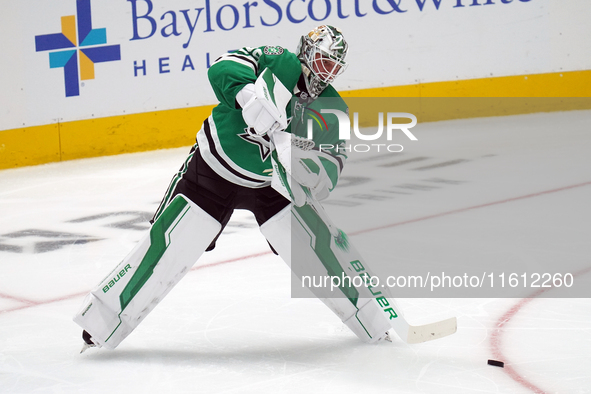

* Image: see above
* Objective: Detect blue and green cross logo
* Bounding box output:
[34,0,121,97]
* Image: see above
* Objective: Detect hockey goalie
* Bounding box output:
[73,25,456,352]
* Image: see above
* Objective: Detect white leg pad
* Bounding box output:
[73,194,221,349]
[260,205,292,266]
[340,298,393,343]
[261,205,392,343]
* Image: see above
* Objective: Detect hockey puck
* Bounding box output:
[487,359,504,368]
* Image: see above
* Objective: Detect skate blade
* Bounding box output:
[80,342,96,354]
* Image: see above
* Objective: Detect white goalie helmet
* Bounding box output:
[297,25,349,98]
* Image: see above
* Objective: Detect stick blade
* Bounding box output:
[406,317,457,344]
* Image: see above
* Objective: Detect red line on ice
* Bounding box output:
[0,291,90,315]
[0,292,37,305]
[1,180,590,393]
[490,290,549,394]
[0,251,271,315]
[350,180,591,235]
[489,266,591,394]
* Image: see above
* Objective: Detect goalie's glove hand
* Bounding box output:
[237,69,290,136]
[292,148,333,202]
[273,131,333,205]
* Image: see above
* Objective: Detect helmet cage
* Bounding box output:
[303,42,348,84]
[298,25,348,97]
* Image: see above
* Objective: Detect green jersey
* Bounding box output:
[197,45,348,189]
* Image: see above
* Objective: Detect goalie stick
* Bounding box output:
[271,133,457,344]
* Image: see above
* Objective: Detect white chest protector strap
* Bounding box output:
[73,194,221,349]
[260,205,392,343]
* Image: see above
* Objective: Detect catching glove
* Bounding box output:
[272,131,336,206]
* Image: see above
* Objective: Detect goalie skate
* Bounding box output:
[80,330,100,354]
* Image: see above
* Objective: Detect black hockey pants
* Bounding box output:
[153,145,290,251]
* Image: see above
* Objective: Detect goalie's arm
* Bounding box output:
[208,48,259,109]
[209,48,296,136]
[208,46,300,112]
[239,68,292,136]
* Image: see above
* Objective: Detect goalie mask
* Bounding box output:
[297,25,349,98]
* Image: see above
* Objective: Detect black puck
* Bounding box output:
[488,359,504,368]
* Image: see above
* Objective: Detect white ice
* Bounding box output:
[1,110,590,394]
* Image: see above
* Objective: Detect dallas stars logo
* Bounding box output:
[263,46,284,56]
[238,128,272,162]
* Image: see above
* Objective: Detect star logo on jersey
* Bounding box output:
[238,128,272,162]
[34,0,121,97]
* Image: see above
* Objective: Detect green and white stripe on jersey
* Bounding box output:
[197,117,273,188]
[211,47,261,75]
[203,44,347,191]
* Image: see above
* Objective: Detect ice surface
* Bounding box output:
[1,110,590,393]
